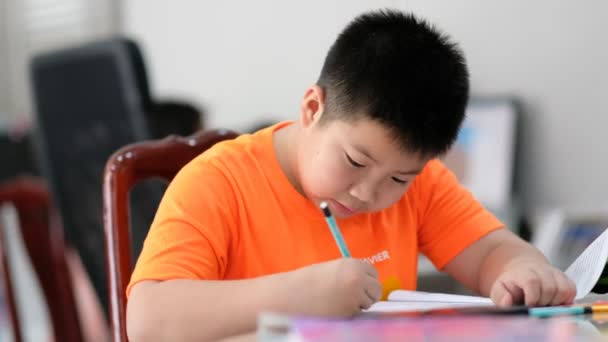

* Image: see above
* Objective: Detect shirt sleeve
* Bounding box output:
[416,159,504,270]
[127,158,237,297]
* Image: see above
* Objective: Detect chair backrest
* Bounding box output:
[103,129,239,342]
[0,177,83,342]
[30,38,207,317]
[30,37,154,316]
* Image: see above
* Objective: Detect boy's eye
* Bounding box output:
[392,177,408,185]
[345,153,365,168]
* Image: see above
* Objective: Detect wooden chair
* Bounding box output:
[0,177,83,342]
[103,129,239,341]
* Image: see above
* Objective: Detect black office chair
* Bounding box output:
[29,37,204,317]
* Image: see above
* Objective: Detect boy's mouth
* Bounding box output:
[329,199,358,216]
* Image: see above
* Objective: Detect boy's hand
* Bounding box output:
[490,259,577,307]
[289,258,382,316]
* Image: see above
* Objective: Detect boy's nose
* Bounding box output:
[349,182,376,205]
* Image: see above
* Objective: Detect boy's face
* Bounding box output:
[297,86,430,219]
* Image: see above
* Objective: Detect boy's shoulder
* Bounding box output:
[195,125,272,162]
[184,123,283,179]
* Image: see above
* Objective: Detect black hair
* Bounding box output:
[317,9,469,157]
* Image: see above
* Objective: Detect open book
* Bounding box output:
[257,230,608,340]
[368,227,608,313]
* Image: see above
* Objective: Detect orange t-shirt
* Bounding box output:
[127,122,503,297]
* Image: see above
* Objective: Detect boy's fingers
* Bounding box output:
[362,262,378,278]
[501,293,513,307]
[520,272,542,306]
[533,269,557,306]
[490,282,502,305]
[491,281,514,307]
[364,278,383,302]
[493,284,513,307]
[492,279,525,307]
[563,278,576,304]
[567,277,578,303]
[551,271,572,305]
[359,288,375,310]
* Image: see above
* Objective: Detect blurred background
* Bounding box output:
[0,0,607,340]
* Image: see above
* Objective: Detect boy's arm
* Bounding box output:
[127,275,292,341]
[127,258,382,342]
[442,228,576,306]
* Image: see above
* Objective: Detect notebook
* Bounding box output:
[366,227,608,314]
[256,229,608,341]
[366,290,493,313]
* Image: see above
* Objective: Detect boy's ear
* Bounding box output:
[300,85,326,128]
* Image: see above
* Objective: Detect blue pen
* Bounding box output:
[320,201,351,258]
[529,306,588,318]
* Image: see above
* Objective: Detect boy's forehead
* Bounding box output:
[325,116,387,133]
[326,117,397,146]
[324,117,427,162]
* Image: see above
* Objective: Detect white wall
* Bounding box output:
[122,0,608,210]
[0,0,121,126]
[0,0,10,126]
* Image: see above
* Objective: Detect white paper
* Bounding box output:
[367,300,493,313]
[388,290,493,304]
[366,290,493,313]
[565,227,608,299]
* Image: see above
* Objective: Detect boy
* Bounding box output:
[127,10,576,341]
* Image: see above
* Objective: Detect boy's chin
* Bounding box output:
[333,212,357,219]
